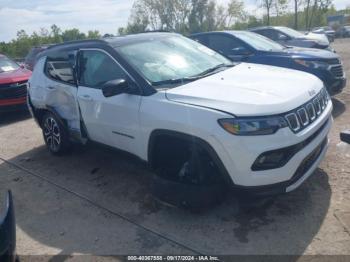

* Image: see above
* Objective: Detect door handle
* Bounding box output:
[79,95,93,101]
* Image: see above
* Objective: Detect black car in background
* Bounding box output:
[190,31,346,95]
[250,26,331,50]
[0,191,16,262]
[336,26,350,38]
[24,45,51,71]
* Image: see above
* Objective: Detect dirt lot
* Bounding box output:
[1,39,350,261]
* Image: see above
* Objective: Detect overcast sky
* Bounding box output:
[0,0,348,42]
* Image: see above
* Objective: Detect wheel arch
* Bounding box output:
[28,95,87,143]
[147,129,233,186]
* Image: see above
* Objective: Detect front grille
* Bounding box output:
[0,81,27,99]
[325,58,340,65]
[284,88,329,133]
[330,65,344,78]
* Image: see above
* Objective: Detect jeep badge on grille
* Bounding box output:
[308,89,316,96]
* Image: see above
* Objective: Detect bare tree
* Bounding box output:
[213,0,245,29]
[293,0,304,29]
[227,0,245,27]
[261,0,274,25]
[305,0,311,29]
[308,0,332,28]
[273,0,288,24]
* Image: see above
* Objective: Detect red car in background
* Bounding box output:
[0,54,31,112]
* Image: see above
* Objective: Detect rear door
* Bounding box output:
[76,49,142,155]
[34,50,81,134]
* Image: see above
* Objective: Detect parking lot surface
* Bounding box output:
[0,39,350,259]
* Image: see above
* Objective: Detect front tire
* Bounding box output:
[42,112,70,155]
[151,145,228,210]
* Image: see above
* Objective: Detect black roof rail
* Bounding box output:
[143,30,172,33]
[46,39,107,50]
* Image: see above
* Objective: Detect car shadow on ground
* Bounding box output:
[0,110,31,127]
[332,97,346,119]
[0,143,332,257]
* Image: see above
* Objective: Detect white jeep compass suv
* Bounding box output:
[27,33,332,202]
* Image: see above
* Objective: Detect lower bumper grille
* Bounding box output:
[290,137,327,183]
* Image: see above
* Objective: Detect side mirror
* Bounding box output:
[230,47,251,56]
[340,130,350,144]
[102,79,128,97]
[278,34,288,41]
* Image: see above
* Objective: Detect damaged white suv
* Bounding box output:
[28,33,332,201]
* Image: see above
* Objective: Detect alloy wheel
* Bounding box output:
[43,117,61,152]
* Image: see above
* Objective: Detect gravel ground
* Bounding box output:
[0,38,349,260]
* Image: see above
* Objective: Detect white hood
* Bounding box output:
[303,32,329,46]
[165,63,323,117]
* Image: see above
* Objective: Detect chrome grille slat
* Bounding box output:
[306,103,316,121]
[286,113,300,132]
[314,98,321,115]
[297,108,309,126]
[320,94,325,110]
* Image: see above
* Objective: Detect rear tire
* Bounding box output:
[42,112,70,155]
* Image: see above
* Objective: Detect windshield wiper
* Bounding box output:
[152,63,234,87]
[152,77,199,87]
[192,63,234,78]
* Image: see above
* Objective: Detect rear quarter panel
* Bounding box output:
[28,57,81,131]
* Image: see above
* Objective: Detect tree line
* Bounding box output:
[1,0,349,59]
[121,0,346,33]
[0,25,101,59]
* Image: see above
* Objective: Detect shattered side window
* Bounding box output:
[78,50,126,89]
[45,51,75,85]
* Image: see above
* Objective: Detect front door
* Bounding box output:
[76,49,141,155]
[207,34,250,62]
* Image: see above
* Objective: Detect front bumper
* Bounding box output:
[326,77,346,96]
[213,102,332,193]
[232,137,328,196]
[307,67,346,96]
[0,81,28,112]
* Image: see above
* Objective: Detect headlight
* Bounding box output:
[294,59,329,69]
[218,116,288,136]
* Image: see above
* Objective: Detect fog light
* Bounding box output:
[252,146,297,171]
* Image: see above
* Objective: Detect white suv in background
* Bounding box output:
[27,33,332,206]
